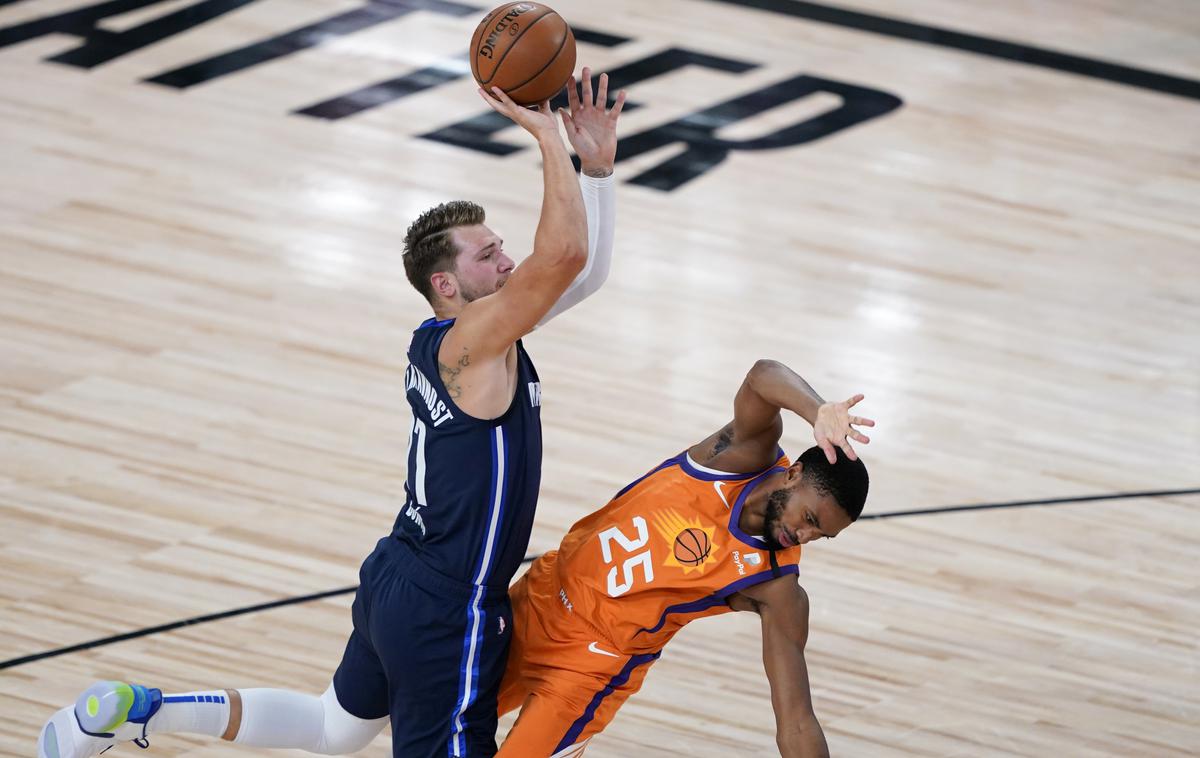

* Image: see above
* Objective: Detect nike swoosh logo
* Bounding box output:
[713,481,731,509]
[588,641,619,658]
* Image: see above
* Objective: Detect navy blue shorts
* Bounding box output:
[333,538,512,758]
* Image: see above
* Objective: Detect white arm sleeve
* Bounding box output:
[536,171,616,327]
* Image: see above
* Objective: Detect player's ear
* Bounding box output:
[785,461,804,483]
[430,271,457,299]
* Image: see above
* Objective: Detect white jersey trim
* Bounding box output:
[549,738,591,758]
[684,452,739,476]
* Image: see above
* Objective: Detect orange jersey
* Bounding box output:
[533,450,801,655]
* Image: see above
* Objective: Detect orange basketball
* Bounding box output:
[470,3,576,106]
[673,528,711,566]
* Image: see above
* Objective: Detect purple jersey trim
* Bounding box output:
[614,446,787,500]
[633,564,800,637]
[612,454,683,500]
[727,466,786,549]
[553,651,661,754]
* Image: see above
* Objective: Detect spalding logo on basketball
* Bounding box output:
[470,3,577,105]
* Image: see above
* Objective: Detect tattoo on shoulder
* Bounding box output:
[712,424,735,455]
[439,348,470,399]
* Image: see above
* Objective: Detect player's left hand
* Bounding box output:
[813,395,874,464]
[561,66,626,176]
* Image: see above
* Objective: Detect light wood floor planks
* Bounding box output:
[1,0,1198,755]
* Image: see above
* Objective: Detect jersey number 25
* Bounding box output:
[598,517,655,597]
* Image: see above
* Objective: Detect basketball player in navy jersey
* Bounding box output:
[38,69,626,758]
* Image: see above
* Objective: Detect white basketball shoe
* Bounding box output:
[38,681,163,758]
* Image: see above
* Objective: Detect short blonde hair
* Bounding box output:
[402,200,486,302]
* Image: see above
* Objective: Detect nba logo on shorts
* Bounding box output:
[528,382,542,407]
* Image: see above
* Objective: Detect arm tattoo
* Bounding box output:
[712,424,735,455]
[439,348,470,399]
[583,167,613,178]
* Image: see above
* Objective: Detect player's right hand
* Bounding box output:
[478,86,559,139]
[813,395,874,463]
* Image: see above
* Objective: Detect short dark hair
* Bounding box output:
[797,445,869,521]
[402,200,485,302]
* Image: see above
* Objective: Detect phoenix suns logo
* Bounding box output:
[653,511,719,573]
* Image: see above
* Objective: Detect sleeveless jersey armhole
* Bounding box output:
[415,324,517,427]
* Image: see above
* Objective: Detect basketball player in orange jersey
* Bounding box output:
[496,359,873,758]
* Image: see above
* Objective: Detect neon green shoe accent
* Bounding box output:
[86,695,100,718]
[100,682,136,732]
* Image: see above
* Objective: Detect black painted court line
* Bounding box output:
[700,0,1200,101]
[0,586,357,671]
[0,555,536,671]
[859,487,1200,520]
[4,486,1197,671]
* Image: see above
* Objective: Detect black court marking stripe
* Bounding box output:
[3,487,1197,671]
[0,555,535,671]
[0,585,357,670]
[859,487,1200,521]
[699,0,1200,101]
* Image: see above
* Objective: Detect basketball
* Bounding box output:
[673,528,711,566]
[470,3,577,106]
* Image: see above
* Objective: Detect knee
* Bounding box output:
[315,685,387,755]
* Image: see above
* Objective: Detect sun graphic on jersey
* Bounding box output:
[653,510,720,574]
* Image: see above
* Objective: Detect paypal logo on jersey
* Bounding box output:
[528,381,542,408]
[405,364,455,427]
[732,550,763,576]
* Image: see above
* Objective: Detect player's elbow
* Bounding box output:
[748,358,785,384]
[564,239,588,270]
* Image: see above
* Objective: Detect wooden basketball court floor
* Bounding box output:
[1,0,1197,755]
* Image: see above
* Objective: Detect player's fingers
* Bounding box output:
[596,72,609,108]
[565,74,580,112]
[844,393,865,408]
[853,416,876,427]
[580,66,594,106]
[838,439,859,461]
[489,86,519,110]
[478,87,506,113]
[850,431,871,444]
[609,90,627,119]
[536,99,552,116]
[819,439,837,465]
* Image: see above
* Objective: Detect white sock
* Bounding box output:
[147,691,231,737]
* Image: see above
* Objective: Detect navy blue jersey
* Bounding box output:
[393,317,543,590]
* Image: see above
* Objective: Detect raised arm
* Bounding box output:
[689,359,875,473]
[538,68,626,327]
[448,88,589,359]
[736,577,830,758]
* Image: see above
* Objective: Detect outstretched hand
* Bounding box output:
[813,395,875,464]
[478,86,559,139]
[561,66,626,176]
